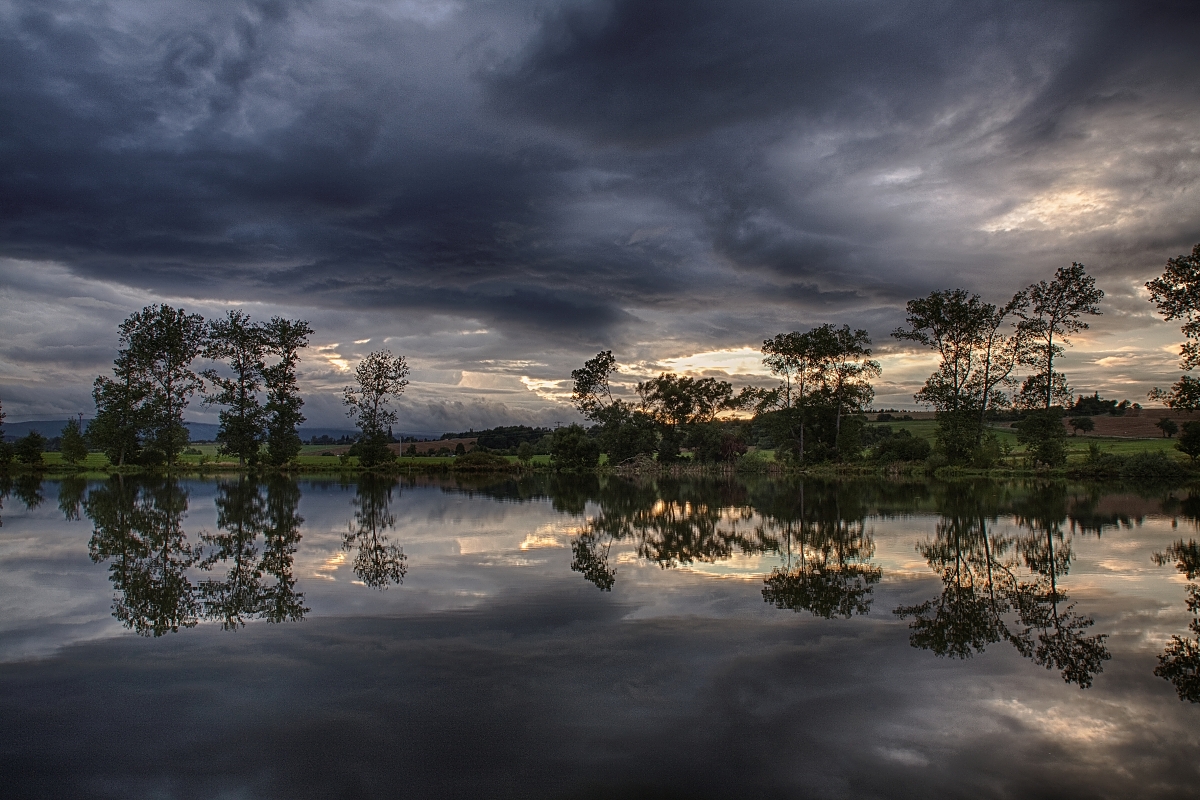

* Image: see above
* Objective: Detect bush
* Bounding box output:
[451,450,513,471]
[1120,451,1189,483]
[14,432,46,467]
[353,433,396,468]
[1015,409,1067,467]
[970,432,1003,469]
[735,450,774,473]
[1179,422,1200,464]
[872,429,931,463]
[551,425,600,471]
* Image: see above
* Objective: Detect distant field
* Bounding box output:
[866,418,1191,464]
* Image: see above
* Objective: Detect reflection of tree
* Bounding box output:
[199,478,268,629]
[760,482,881,619]
[259,476,307,622]
[86,476,308,635]
[345,476,407,589]
[58,476,88,521]
[1011,485,1111,687]
[1152,539,1200,702]
[567,477,760,590]
[13,474,45,512]
[896,482,1110,688]
[86,477,201,636]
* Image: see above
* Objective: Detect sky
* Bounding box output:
[2,0,1199,431]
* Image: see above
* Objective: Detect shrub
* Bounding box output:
[1179,422,1200,464]
[551,425,600,471]
[1120,451,1189,483]
[872,429,931,462]
[14,432,46,467]
[451,450,513,471]
[1015,409,1067,467]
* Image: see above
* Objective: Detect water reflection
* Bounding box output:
[8,473,1196,693]
[86,478,200,636]
[570,477,761,591]
[84,476,307,635]
[1153,539,1200,702]
[894,482,1111,688]
[757,482,880,618]
[344,476,408,589]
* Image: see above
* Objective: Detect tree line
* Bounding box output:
[559,249,1199,470]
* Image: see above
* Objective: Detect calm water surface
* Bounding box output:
[1,474,1198,798]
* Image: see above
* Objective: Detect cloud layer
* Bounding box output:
[2,0,1200,424]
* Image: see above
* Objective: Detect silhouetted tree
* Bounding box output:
[123,305,207,467]
[203,310,268,466]
[1015,263,1103,410]
[60,418,88,465]
[1147,243,1200,411]
[344,350,409,467]
[14,431,46,468]
[262,317,313,466]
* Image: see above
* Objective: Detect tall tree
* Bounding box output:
[0,396,10,467]
[91,337,150,467]
[344,350,409,467]
[637,373,735,462]
[895,289,1028,461]
[571,351,658,465]
[571,350,618,419]
[203,310,267,466]
[1147,243,1200,411]
[262,317,314,466]
[123,305,207,468]
[809,325,881,451]
[759,330,823,462]
[60,418,88,466]
[1015,263,1103,410]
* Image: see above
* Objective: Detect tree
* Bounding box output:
[1147,243,1200,411]
[15,431,46,467]
[1157,418,1179,439]
[122,305,207,468]
[343,350,409,467]
[637,373,735,463]
[203,310,267,466]
[1015,410,1068,467]
[0,397,11,467]
[91,333,151,467]
[1015,263,1103,410]
[516,440,534,464]
[893,289,1025,462]
[809,325,880,452]
[262,317,313,466]
[60,418,88,465]
[1069,417,1095,436]
[571,350,618,418]
[1178,422,1200,464]
[550,424,600,471]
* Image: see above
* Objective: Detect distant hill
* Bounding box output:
[2,419,443,443]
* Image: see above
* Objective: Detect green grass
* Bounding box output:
[866,419,1193,466]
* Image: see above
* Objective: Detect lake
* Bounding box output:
[1,473,1198,798]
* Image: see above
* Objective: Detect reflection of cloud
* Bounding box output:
[311,551,347,581]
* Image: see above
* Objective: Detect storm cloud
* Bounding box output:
[2,0,1199,423]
